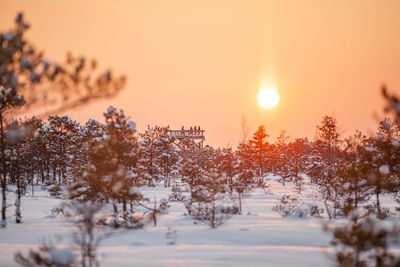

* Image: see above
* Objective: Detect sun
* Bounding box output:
[257,88,279,108]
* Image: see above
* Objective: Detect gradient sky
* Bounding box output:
[1,0,400,147]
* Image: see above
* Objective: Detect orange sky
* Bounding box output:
[1,0,400,147]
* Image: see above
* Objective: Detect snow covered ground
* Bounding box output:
[0,175,367,266]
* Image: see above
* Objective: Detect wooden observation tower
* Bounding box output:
[168,126,205,148]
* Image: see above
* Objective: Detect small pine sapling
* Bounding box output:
[165,227,178,245]
[272,195,299,217]
[187,167,238,228]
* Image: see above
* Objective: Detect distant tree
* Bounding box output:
[310,115,342,220]
[219,147,236,195]
[140,126,165,186]
[275,130,291,181]
[286,138,310,193]
[317,115,341,178]
[77,119,104,175]
[6,120,33,223]
[180,152,202,194]
[249,125,269,184]
[233,159,256,214]
[47,115,81,184]
[187,166,238,228]
[23,117,43,194]
[337,132,371,216]
[235,142,254,172]
[153,126,178,187]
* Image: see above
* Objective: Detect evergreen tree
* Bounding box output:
[382,85,400,125]
[327,213,400,267]
[47,115,81,184]
[310,115,343,220]
[337,132,371,215]
[275,130,291,182]
[248,125,269,184]
[140,126,165,186]
[286,138,310,193]
[317,115,341,179]
[154,126,178,187]
[6,120,29,223]
[0,85,25,227]
[180,148,203,195]
[236,142,254,173]
[23,117,43,196]
[219,147,236,195]
[70,107,141,227]
[233,158,256,214]
[187,164,237,228]
[363,119,400,218]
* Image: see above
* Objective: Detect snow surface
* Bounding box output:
[1,174,395,267]
[50,248,75,265]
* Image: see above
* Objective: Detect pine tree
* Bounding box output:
[275,130,291,182]
[286,138,310,193]
[312,115,342,220]
[337,132,371,215]
[180,149,202,195]
[327,213,400,267]
[219,147,236,195]
[364,118,399,218]
[70,107,141,228]
[248,125,269,184]
[0,79,25,228]
[382,85,400,125]
[140,126,165,186]
[317,115,341,179]
[6,120,29,223]
[32,124,53,185]
[154,126,178,187]
[187,165,237,228]
[22,117,43,197]
[236,142,254,173]
[47,115,81,184]
[233,158,256,214]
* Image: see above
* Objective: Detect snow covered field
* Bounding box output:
[0,175,362,267]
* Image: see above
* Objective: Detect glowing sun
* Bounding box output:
[257,88,279,108]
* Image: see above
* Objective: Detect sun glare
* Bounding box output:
[257,88,279,108]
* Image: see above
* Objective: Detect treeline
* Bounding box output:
[1,101,400,228]
[1,12,399,231]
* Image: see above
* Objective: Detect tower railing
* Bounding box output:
[168,127,205,148]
